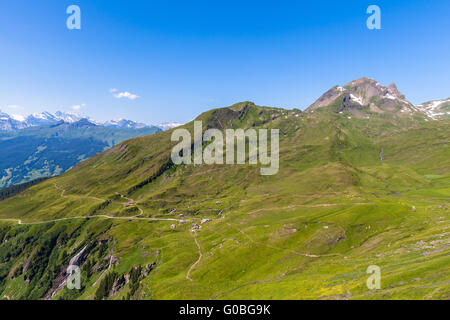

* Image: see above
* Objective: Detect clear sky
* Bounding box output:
[0,0,449,124]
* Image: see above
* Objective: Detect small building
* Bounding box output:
[191,224,200,230]
[124,200,136,207]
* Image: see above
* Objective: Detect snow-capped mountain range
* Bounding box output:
[0,110,183,131]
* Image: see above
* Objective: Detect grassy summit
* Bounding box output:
[0,81,449,300]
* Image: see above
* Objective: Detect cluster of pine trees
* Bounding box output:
[95,271,119,300]
[0,177,50,200]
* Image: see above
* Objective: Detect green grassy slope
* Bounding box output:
[0,102,448,300]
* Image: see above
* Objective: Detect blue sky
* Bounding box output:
[0,0,449,124]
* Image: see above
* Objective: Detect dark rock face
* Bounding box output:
[143,262,156,277]
[307,87,344,111]
[110,275,127,296]
[340,94,365,112]
[344,78,406,105]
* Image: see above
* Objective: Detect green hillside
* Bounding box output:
[0,95,448,300]
[0,120,161,188]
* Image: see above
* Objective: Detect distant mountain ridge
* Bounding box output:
[306,77,450,120]
[0,111,89,130]
[0,110,182,131]
[0,119,162,189]
[0,77,448,300]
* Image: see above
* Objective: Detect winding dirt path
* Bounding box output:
[245,202,377,216]
[212,261,308,300]
[115,192,144,217]
[186,232,202,281]
[0,185,184,226]
[0,215,187,226]
[207,221,348,299]
[0,218,23,225]
[226,222,343,259]
[54,184,105,202]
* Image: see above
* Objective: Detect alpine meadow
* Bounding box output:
[1,0,449,306]
[0,78,448,300]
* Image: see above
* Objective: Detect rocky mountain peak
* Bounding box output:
[306,78,412,115]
